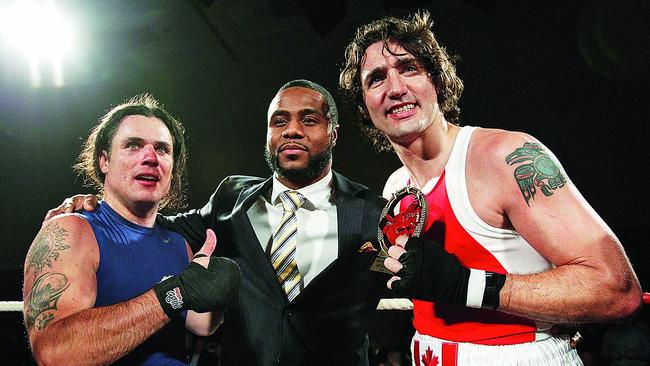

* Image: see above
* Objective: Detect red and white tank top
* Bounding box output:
[383,126,554,345]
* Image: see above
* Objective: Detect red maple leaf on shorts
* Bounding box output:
[421,346,439,366]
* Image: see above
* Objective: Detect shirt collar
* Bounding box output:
[271,169,333,210]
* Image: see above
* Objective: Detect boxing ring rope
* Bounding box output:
[4,294,648,366]
[0,301,24,312]
[377,298,414,310]
[0,299,415,312]
[4,294,649,312]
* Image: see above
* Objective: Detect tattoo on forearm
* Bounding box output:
[505,142,566,206]
[26,222,70,275]
[25,272,70,331]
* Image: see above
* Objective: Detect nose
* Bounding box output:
[142,144,159,166]
[386,71,407,100]
[281,119,304,139]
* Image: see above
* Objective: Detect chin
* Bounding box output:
[133,198,159,206]
[279,159,309,171]
[132,193,163,206]
[281,163,308,171]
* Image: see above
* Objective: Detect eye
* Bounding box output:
[273,118,288,126]
[368,74,385,87]
[126,142,141,150]
[403,63,419,73]
[303,116,318,125]
[156,146,170,154]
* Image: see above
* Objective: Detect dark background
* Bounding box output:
[1,0,648,364]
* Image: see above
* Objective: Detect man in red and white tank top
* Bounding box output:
[339,11,642,365]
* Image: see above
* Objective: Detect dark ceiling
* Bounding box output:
[0,0,648,282]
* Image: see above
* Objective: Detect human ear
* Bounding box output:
[99,150,110,174]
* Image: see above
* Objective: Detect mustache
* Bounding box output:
[278,142,309,152]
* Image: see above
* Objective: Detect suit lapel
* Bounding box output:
[333,173,365,259]
[231,178,284,291]
[297,172,366,299]
[239,172,371,304]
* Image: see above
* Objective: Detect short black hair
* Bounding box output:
[278,79,339,131]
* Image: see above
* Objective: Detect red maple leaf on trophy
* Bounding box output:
[421,347,439,366]
[382,200,422,245]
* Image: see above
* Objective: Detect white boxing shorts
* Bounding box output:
[411,331,584,366]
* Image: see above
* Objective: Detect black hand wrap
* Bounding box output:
[391,237,506,309]
[153,257,242,319]
[482,271,506,310]
[391,237,470,305]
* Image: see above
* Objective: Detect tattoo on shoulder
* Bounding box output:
[26,222,70,275]
[24,272,70,331]
[505,142,566,206]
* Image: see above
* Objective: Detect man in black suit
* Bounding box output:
[161,79,390,365]
[47,80,391,365]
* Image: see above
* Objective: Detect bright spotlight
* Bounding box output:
[0,0,76,87]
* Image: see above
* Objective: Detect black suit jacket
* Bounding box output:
[159,171,390,366]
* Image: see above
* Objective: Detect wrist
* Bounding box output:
[465,269,506,310]
[153,276,187,319]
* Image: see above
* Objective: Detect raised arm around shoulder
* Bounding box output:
[42,194,98,224]
[157,178,233,250]
[474,130,642,323]
[157,207,210,252]
[23,215,170,366]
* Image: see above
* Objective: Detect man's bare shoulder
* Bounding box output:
[465,128,565,221]
[25,215,98,277]
[469,127,538,164]
[470,126,571,210]
[41,214,96,245]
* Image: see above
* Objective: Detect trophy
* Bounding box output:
[370,186,428,273]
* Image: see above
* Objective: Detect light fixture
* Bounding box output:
[0,0,76,87]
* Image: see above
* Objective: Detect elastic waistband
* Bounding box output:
[411,331,583,366]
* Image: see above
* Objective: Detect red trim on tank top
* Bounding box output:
[402,170,537,345]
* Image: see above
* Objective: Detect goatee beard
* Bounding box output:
[264,144,333,184]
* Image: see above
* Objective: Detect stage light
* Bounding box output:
[0,0,76,87]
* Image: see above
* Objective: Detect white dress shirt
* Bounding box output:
[247,170,339,288]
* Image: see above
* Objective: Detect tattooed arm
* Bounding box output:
[23,214,170,366]
[466,129,642,323]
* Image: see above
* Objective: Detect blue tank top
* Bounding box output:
[77,201,190,366]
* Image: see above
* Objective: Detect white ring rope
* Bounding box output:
[376,298,413,310]
[0,301,24,312]
[1,299,412,312]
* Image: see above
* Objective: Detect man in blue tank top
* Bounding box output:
[44,81,395,366]
[22,94,241,365]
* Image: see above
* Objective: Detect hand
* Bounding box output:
[384,236,470,306]
[154,229,242,318]
[191,228,217,268]
[43,194,98,224]
[384,235,408,289]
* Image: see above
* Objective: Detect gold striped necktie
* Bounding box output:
[270,190,305,301]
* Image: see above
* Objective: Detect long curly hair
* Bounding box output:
[339,10,464,152]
